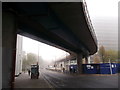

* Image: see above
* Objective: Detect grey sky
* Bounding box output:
[86,0,118,50]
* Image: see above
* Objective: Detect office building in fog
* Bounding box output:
[15,34,23,76]
[94,17,118,50]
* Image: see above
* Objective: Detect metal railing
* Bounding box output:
[81,0,98,45]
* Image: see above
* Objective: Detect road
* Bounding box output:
[41,69,118,88]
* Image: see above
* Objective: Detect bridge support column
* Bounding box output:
[85,57,88,64]
[2,11,17,88]
[77,53,83,74]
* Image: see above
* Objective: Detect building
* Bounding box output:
[15,34,23,76]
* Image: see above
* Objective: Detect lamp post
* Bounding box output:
[108,56,112,75]
[37,42,39,66]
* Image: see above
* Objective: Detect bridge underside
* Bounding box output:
[3,2,97,56]
[2,2,98,88]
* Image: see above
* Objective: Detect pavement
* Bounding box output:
[14,72,53,88]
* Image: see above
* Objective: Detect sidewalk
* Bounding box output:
[14,72,52,88]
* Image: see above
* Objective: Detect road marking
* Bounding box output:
[40,71,55,89]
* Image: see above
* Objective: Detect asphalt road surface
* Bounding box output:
[41,69,118,88]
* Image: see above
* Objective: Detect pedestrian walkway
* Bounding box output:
[14,72,52,88]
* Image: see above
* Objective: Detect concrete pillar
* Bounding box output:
[77,53,83,74]
[0,2,2,90]
[85,57,88,64]
[2,11,17,88]
[88,57,91,64]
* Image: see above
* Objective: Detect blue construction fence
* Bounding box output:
[69,63,120,74]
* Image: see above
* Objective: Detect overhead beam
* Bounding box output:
[17,16,80,53]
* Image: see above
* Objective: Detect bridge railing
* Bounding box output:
[81,0,98,45]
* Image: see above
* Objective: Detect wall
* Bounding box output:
[15,35,23,76]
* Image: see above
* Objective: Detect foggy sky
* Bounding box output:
[86,0,118,50]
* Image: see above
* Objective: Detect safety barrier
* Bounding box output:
[69,63,120,74]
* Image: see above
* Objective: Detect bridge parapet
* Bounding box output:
[82,0,98,45]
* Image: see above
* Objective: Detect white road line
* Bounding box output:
[40,71,55,90]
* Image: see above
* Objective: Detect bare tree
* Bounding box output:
[93,54,101,63]
[104,50,118,63]
[22,53,37,71]
[98,46,105,63]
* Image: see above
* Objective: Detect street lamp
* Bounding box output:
[108,55,112,75]
[37,42,40,66]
